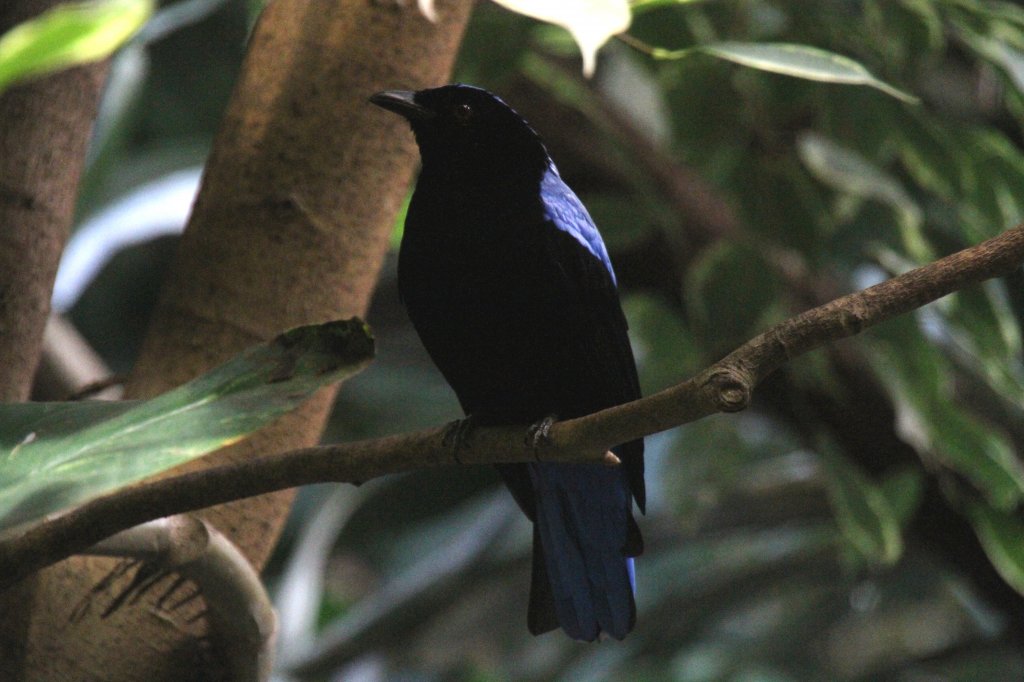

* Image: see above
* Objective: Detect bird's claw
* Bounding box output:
[526,415,558,460]
[442,415,478,463]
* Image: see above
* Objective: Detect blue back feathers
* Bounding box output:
[541,164,618,286]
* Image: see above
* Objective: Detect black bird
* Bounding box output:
[370,84,644,641]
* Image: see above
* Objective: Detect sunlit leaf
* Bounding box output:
[491,0,631,76]
[639,41,918,103]
[0,320,374,533]
[0,0,154,94]
[389,189,413,250]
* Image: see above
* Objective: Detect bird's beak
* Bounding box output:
[369,90,435,120]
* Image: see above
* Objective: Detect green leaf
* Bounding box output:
[797,132,929,261]
[945,0,1024,29]
[821,447,904,566]
[893,113,964,199]
[644,41,919,103]
[0,319,374,533]
[389,189,412,250]
[869,316,1024,509]
[944,283,1024,401]
[957,23,1024,101]
[630,0,707,12]
[622,293,702,394]
[880,467,924,526]
[967,500,1024,596]
[0,0,154,94]
[898,0,946,53]
[961,129,1024,236]
[701,42,917,103]
[683,242,782,352]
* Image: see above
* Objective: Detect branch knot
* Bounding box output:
[707,369,750,412]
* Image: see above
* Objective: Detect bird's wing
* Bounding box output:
[539,165,646,513]
[540,166,618,285]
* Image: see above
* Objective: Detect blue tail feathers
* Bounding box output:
[527,461,638,641]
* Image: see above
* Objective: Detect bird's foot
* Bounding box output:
[442,415,478,463]
[526,415,558,461]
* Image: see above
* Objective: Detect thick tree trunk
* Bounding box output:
[0,0,108,401]
[0,1,110,678]
[6,1,473,679]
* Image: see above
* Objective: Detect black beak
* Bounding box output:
[369,90,434,120]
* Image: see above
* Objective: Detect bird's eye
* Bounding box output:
[452,103,474,123]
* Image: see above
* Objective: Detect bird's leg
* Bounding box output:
[442,415,478,463]
[526,415,558,461]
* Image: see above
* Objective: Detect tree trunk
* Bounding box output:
[0,1,111,678]
[5,1,473,679]
[0,0,108,401]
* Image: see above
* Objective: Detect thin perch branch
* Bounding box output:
[1,224,1023,589]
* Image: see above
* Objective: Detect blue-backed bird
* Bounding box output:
[370,84,644,641]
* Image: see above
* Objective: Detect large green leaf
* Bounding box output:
[0,319,374,533]
[642,41,918,103]
[0,0,153,94]
[699,43,916,103]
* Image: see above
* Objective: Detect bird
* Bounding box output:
[370,84,644,641]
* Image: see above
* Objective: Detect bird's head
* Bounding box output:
[370,84,550,181]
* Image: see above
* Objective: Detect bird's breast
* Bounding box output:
[400,191,547,294]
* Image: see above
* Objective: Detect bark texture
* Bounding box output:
[0,1,111,678]
[0,0,108,401]
[6,1,473,679]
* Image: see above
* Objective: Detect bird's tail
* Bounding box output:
[526,461,640,641]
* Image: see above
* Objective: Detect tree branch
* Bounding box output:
[85,518,276,682]
[2,223,1022,590]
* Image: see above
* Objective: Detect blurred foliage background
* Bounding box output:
[38,0,1024,679]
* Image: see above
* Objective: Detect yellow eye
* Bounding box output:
[452,103,473,123]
